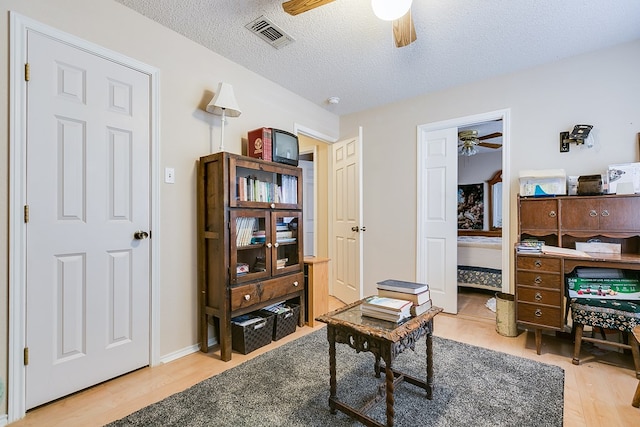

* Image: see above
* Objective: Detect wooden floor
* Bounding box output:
[9,291,640,427]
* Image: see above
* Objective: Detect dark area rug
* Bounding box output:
[108,329,564,426]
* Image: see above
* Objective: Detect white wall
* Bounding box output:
[0,0,339,415]
[341,40,640,298]
[458,151,501,185]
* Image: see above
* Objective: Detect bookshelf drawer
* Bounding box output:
[517,287,561,307]
[231,272,304,311]
[516,271,562,289]
[517,302,562,329]
[516,255,561,272]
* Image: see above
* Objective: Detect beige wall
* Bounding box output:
[0,0,339,416]
[341,39,640,297]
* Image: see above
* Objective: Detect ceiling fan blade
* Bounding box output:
[392,9,417,48]
[282,0,335,15]
[477,142,502,149]
[478,132,502,141]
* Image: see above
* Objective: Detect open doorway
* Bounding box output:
[299,149,316,256]
[416,109,510,314]
[457,120,504,319]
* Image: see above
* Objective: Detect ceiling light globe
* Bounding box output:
[371,0,413,21]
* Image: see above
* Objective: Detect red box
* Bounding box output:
[247,127,272,161]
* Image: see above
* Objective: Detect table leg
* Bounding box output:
[535,328,542,355]
[328,327,337,414]
[374,354,381,378]
[426,329,434,399]
[384,353,395,427]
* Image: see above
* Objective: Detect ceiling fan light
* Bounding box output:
[371,0,412,21]
[459,144,478,157]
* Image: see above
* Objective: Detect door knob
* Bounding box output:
[134,230,149,240]
[351,226,366,232]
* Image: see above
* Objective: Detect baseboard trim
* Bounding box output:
[160,338,219,364]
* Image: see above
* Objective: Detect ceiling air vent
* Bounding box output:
[245,15,295,49]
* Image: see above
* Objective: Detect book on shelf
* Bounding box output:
[376,279,428,295]
[410,299,433,317]
[377,288,431,305]
[235,217,257,247]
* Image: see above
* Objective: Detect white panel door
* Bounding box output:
[25,31,151,408]
[331,131,363,304]
[418,128,458,313]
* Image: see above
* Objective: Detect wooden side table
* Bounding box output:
[317,298,443,427]
[304,256,330,326]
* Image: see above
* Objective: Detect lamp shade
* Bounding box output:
[371,0,412,21]
[206,82,241,117]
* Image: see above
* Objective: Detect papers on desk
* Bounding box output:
[541,245,591,258]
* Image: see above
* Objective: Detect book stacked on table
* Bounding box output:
[361,296,413,323]
[376,279,432,317]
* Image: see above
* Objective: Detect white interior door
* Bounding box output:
[417,127,458,313]
[331,130,363,304]
[25,30,151,408]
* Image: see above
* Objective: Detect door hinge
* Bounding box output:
[24,347,29,365]
[24,205,29,223]
[25,63,30,81]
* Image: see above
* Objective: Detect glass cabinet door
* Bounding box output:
[230,210,270,284]
[271,211,303,276]
[229,157,301,210]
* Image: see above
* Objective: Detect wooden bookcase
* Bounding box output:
[197,152,305,361]
[516,194,640,354]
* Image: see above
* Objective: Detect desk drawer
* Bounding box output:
[517,287,561,307]
[517,302,562,329]
[516,255,561,272]
[231,273,304,311]
[516,271,562,289]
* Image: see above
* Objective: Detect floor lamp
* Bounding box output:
[206,82,242,152]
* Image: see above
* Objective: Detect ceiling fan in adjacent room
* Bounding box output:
[282,0,417,47]
[458,130,503,157]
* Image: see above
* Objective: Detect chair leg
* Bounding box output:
[633,382,640,408]
[572,323,584,365]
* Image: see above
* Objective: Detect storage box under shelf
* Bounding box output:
[231,312,275,354]
[260,303,300,341]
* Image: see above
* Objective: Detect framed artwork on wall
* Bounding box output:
[458,183,484,230]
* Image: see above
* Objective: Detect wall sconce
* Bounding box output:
[559,124,594,152]
[206,82,242,152]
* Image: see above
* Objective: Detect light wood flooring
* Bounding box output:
[9,291,640,427]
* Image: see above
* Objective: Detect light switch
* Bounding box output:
[164,167,175,184]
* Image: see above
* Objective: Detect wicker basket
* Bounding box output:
[231,312,274,354]
[261,303,300,341]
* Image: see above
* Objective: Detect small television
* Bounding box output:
[272,129,299,166]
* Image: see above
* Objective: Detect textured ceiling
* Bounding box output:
[115,0,640,116]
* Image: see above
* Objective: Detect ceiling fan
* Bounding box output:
[458,130,503,156]
[282,0,417,48]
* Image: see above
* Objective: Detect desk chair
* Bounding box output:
[570,298,640,383]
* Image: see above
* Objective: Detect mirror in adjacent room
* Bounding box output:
[488,170,502,231]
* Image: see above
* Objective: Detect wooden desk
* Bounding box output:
[317,298,443,427]
[516,194,640,355]
[304,256,330,326]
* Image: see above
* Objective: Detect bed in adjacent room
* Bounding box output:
[457,235,503,291]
